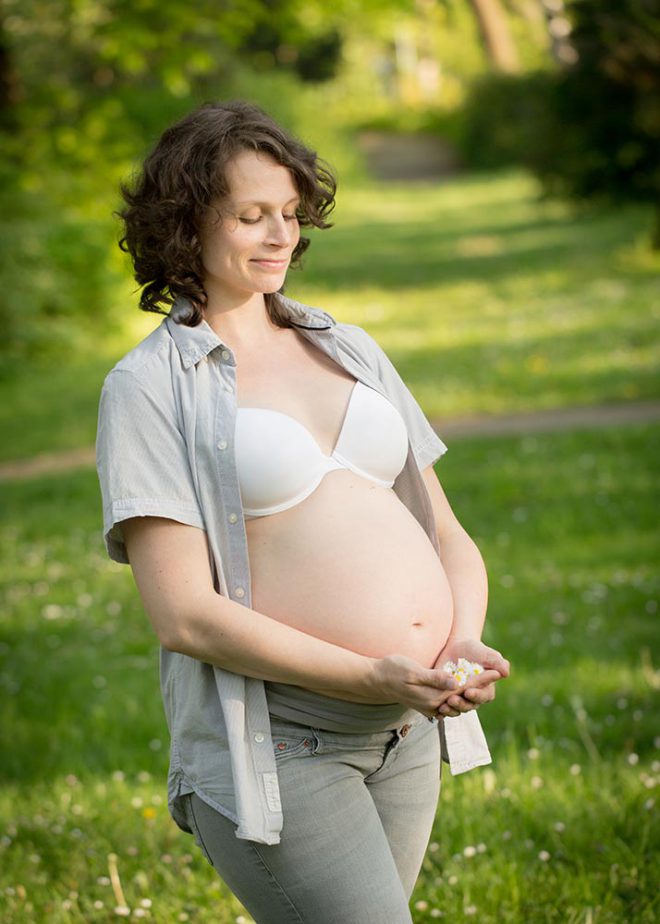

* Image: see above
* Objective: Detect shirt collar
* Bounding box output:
[165,293,336,370]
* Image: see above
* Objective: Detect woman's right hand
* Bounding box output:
[369,654,464,718]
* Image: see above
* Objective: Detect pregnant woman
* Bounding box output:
[96,100,510,923]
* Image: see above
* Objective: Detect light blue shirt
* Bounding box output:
[95,292,491,845]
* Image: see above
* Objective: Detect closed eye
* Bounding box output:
[239,214,299,224]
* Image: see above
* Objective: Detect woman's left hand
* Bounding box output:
[432,638,510,718]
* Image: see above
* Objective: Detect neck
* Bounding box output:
[203,291,283,351]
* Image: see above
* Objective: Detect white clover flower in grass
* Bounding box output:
[114,908,130,917]
[415,900,429,910]
[538,850,551,862]
[553,821,566,833]
[463,845,477,858]
[531,776,544,789]
[527,748,540,760]
[93,901,104,910]
[140,899,152,909]
[570,764,581,776]
[627,753,639,765]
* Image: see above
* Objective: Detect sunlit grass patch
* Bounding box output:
[2,170,659,461]
[0,421,658,918]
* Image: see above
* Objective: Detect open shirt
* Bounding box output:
[95,292,492,845]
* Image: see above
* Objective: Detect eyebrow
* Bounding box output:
[233,195,300,207]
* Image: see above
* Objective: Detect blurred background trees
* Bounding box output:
[0,0,657,368]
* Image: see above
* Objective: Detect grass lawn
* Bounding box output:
[1,421,658,923]
[1,169,658,462]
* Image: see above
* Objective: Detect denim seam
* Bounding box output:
[364,731,402,781]
[186,795,216,867]
[250,844,307,923]
[188,797,305,922]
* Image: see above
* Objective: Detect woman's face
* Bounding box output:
[199,148,301,303]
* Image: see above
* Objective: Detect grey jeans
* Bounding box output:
[182,713,442,923]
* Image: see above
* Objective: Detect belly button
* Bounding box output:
[412,621,423,628]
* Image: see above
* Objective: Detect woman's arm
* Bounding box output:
[120,516,460,716]
[421,465,510,715]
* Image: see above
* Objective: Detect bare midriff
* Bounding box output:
[246,469,454,675]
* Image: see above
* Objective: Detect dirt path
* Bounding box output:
[434,399,660,439]
[1,399,659,483]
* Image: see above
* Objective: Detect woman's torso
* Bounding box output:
[234,326,454,675]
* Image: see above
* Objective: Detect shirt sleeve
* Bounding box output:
[95,368,205,564]
[347,324,448,470]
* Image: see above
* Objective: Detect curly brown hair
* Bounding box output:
[118,100,337,327]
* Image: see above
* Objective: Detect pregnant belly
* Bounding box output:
[246,471,454,669]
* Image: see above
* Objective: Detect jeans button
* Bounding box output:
[400,724,411,737]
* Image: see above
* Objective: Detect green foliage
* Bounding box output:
[0,166,123,376]
[2,170,658,458]
[456,71,556,170]
[0,0,355,364]
[454,1,660,242]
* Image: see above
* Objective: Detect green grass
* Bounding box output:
[1,422,658,922]
[1,170,658,462]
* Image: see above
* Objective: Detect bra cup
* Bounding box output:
[235,382,410,517]
[333,384,409,483]
[235,410,329,512]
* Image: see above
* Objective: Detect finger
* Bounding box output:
[437,705,463,717]
[460,669,502,689]
[485,651,510,677]
[462,684,496,704]
[439,694,477,714]
[425,669,460,692]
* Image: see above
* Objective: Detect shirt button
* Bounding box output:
[254,733,265,743]
[221,350,231,360]
[234,586,245,598]
[217,440,228,450]
[228,513,238,524]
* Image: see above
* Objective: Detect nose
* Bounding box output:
[264,214,295,247]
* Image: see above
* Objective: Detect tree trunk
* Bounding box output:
[0,16,21,130]
[467,0,521,73]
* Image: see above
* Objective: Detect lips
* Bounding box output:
[252,259,288,266]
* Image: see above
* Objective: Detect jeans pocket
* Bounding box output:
[271,730,316,762]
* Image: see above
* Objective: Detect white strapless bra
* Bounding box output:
[235,380,409,519]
